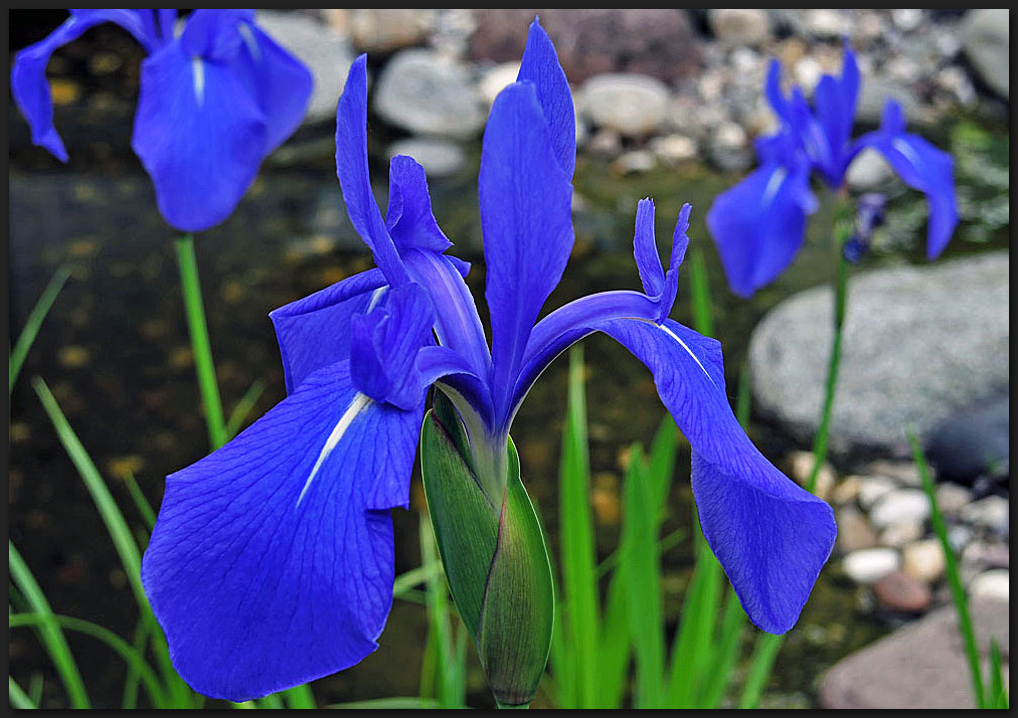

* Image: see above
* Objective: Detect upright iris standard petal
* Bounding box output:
[386,155,455,256]
[131,39,268,231]
[516,18,576,179]
[269,268,387,395]
[335,55,408,286]
[480,81,574,419]
[853,101,958,260]
[633,199,666,298]
[706,161,816,298]
[141,360,422,702]
[812,45,860,180]
[586,317,837,633]
[10,10,157,161]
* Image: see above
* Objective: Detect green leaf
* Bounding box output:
[557,346,599,708]
[10,265,71,396]
[478,437,555,708]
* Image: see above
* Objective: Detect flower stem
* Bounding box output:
[174,235,228,451]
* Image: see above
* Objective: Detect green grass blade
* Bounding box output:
[909,431,986,709]
[9,676,37,709]
[9,612,166,708]
[9,265,71,396]
[688,248,714,338]
[8,542,89,709]
[225,379,267,440]
[987,640,1008,709]
[419,514,466,709]
[666,537,722,707]
[595,570,630,708]
[738,632,782,709]
[327,697,441,709]
[620,445,665,708]
[32,378,147,613]
[280,684,317,709]
[122,471,158,534]
[557,346,599,708]
[699,588,746,708]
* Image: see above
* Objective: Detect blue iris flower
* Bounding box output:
[140,20,836,701]
[706,41,958,298]
[11,9,312,232]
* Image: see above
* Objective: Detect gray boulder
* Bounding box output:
[960,9,1010,100]
[748,252,1010,458]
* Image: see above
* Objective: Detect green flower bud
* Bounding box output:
[421,391,554,708]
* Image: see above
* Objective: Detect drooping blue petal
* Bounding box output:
[131,38,268,231]
[852,101,958,259]
[177,9,251,61]
[706,160,816,298]
[589,317,837,634]
[335,55,409,286]
[480,80,574,417]
[232,17,314,153]
[269,268,387,395]
[141,360,423,701]
[350,282,436,411]
[10,10,159,162]
[516,17,576,179]
[386,155,454,256]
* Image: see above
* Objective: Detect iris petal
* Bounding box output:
[141,360,421,701]
[480,80,573,417]
[590,317,836,634]
[270,268,388,395]
[386,155,454,256]
[11,10,156,162]
[516,18,576,179]
[335,55,408,286]
[706,161,815,298]
[853,101,958,260]
[131,40,267,231]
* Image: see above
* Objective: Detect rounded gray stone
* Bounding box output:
[748,252,1010,457]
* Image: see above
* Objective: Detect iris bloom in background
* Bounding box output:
[706,42,958,298]
[11,9,312,232]
[141,20,836,702]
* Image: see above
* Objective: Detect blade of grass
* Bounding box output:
[9,265,71,396]
[9,676,37,709]
[557,346,599,709]
[122,471,157,534]
[9,613,165,708]
[225,379,267,440]
[8,542,89,709]
[327,697,440,709]
[419,513,466,709]
[621,445,665,708]
[987,640,1008,709]
[909,431,986,709]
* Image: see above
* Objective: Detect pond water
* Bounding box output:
[8,73,1008,707]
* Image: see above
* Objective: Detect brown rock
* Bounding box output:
[872,570,932,613]
[467,9,702,84]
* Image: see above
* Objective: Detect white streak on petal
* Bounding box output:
[367,286,388,312]
[761,165,787,207]
[656,322,716,388]
[191,56,205,106]
[296,392,373,507]
[238,22,261,62]
[891,137,923,171]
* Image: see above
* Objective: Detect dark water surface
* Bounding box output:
[9,67,1008,707]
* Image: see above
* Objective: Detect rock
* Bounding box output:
[923,394,1009,489]
[935,483,973,517]
[749,253,1010,458]
[879,520,924,548]
[800,9,852,40]
[845,147,895,191]
[818,596,1010,708]
[857,476,897,510]
[865,460,923,488]
[902,539,946,583]
[478,62,521,106]
[961,541,1010,571]
[873,570,932,612]
[835,506,879,553]
[372,49,486,139]
[649,133,699,166]
[869,489,930,529]
[831,475,862,505]
[968,569,1009,602]
[960,9,1010,100]
[959,496,1009,535]
[707,120,752,171]
[577,73,672,138]
[346,8,436,54]
[843,547,901,584]
[386,138,466,178]
[709,9,773,47]
[255,10,356,125]
[467,9,702,85]
[788,450,836,501]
